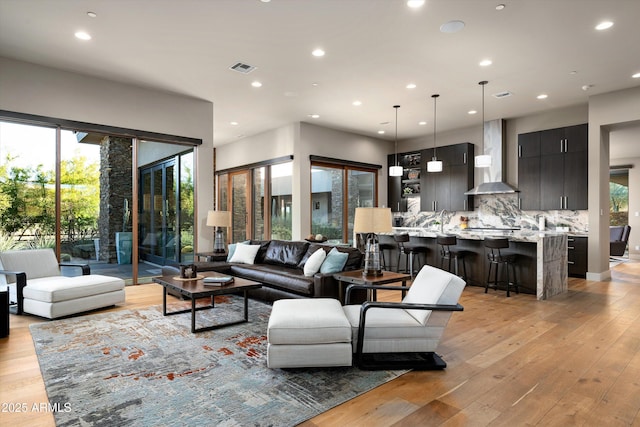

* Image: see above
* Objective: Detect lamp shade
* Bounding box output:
[389,165,403,177]
[427,159,443,172]
[353,207,393,233]
[206,210,231,228]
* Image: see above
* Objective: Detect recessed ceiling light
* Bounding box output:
[570,70,578,75]
[595,21,614,31]
[479,59,492,67]
[468,110,477,115]
[308,114,320,119]
[496,4,506,10]
[312,48,325,57]
[260,0,271,2]
[406,83,417,89]
[230,121,239,126]
[537,94,548,100]
[418,121,427,126]
[352,100,362,106]
[407,0,425,8]
[311,82,319,87]
[251,81,262,88]
[87,11,97,18]
[74,31,91,40]
[632,72,640,79]
[380,121,390,125]
[440,20,465,33]
[378,130,385,135]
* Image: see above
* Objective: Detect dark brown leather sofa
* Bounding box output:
[163,240,364,302]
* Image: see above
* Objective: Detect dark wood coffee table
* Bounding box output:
[333,270,411,304]
[153,272,262,333]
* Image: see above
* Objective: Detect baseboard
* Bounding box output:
[586,270,612,281]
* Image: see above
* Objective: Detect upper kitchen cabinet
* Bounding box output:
[540,124,588,210]
[518,124,588,211]
[517,131,541,210]
[421,143,474,212]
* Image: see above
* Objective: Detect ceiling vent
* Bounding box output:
[492,91,513,99]
[229,62,256,74]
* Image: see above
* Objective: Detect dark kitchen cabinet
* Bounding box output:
[540,124,588,210]
[517,131,541,210]
[517,124,588,211]
[568,235,587,278]
[420,143,474,211]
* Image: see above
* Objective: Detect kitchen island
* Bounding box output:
[383,227,568,300]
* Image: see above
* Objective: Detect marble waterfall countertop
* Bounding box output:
[389,226,569,300]
[390,226,578,243]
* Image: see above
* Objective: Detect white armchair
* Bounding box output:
[343,265,465,370]
[0,249,125,319]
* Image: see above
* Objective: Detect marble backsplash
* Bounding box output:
[395,194,589,233]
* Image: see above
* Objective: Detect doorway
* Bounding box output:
[140,159,178,265]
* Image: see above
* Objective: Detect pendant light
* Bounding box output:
[474,80,492,168]
[427,94,443,172]
[388,105,403,176]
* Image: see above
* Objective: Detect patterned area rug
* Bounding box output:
[30,296,406,426]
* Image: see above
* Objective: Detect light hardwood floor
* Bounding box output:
[1,261,639,426]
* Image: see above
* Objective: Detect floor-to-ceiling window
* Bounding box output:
[218,158,293,243]
[1,114,199,285]
[0,122,56,250]
[311,160,378,244]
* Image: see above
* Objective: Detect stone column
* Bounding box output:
[99,137,133,263]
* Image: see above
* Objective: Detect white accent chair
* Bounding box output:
[343,265,465,369]
[266,265,464,370]
[0,249,125,319]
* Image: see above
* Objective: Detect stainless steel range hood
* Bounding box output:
[464,118,519,195]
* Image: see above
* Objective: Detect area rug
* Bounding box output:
[30,296,406,426]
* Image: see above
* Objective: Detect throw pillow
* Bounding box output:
[319,247,349,274]
[226,240,249,262]
[228,244,261,264]
[303,248,327,277]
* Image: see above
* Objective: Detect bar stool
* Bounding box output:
[394,233,429,279]
[378,234,396,271]
[437,235,469,280]
[484,237,519,297]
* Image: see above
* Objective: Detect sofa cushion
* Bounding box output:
[226,240,249,262]
[231,264,315,296]
[320,248,349,274]
[263,240,309,267]
[268,299,351,345]
[402,265,466,325]
[249,240,272,264]
[297,244,324,269]
[0,249,60,283]
[23,275,125,303]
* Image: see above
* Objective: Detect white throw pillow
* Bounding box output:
[228,244,261,265]
[303,249,327,277]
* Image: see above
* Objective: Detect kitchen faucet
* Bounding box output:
[439,209,448,233]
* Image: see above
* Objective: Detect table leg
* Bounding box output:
[243,290,249,321]
[162,286,167,315]
[191,297,196,333]
[401,279,408,299]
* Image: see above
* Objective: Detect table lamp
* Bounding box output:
[353,207,393,277]
[207,210,231,253]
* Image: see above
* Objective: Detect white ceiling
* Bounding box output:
[1,0,639,150]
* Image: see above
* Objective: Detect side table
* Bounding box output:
[195,251,228,262]
[333,270,411,304]
[1,286,9,338]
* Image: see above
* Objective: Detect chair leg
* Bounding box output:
[506,262,511,297]
[485,262,492,293]
[408,252,415,280]
[461,256,467,281]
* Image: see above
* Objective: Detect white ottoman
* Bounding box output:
[267,298,352,368]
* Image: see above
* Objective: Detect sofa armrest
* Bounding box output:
[0,269,26,314]
[312,272,341,299]
[59,263,91,275]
